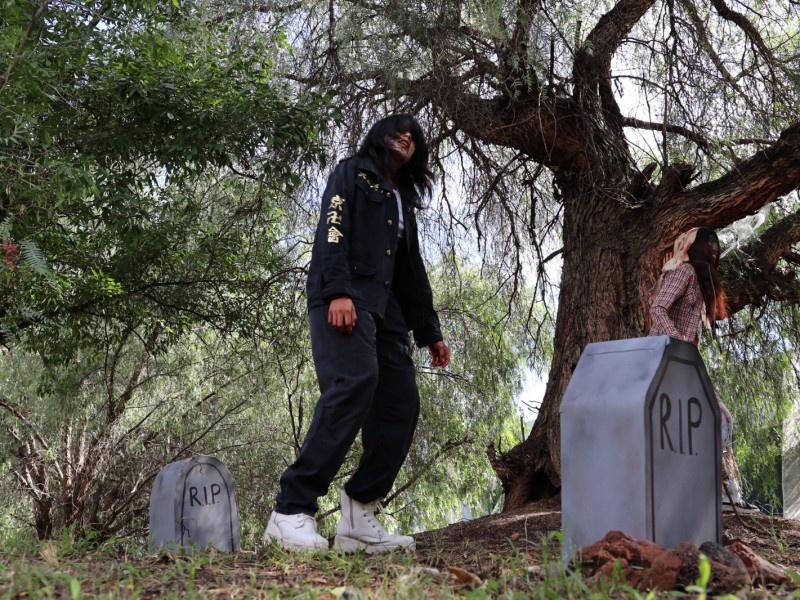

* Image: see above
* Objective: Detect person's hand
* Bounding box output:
[329,297,357,334]
[428,340,450,368]
[663,251,673,267]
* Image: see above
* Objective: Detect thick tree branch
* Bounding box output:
[659,122,800,232]
[574,0,657,118]
[708,0,777,65]
[581,0,657,72]
[722,211,800,314]
[406,73,586,169]
[623,117,711,148]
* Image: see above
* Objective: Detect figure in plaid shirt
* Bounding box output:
[650,227,758,513]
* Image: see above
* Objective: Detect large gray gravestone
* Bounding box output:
[783,397,800,520]
[149,455,240,553]
[561,336,722,561]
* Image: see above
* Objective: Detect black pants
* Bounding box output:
[274,293,421,516]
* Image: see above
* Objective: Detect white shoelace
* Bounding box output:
[362,500,392,533]
[295,514,317,527]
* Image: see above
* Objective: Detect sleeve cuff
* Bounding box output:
[413,330,443,348]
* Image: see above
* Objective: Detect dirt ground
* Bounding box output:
[415,497,800,580]
[4,499,798,598]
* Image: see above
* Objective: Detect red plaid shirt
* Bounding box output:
[649,263,704,347]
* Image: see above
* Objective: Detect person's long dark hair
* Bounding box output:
[355,113,434,207]
[688,227,728,322]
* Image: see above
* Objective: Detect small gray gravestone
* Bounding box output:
[783,397,800,520]
[561,336,722,561]
[149,455,240,553]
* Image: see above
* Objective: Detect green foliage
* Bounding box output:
[0,0,328,360]
[402,265,532,527]
[0,530,674,599]
[232,258,537,540]
[706,302,797,512]
[0,0,337,542]
[0,296,307,541]
[684,553,712,599]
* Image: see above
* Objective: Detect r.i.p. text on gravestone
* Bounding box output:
[646,348,721,548]
[560,336,722,561]
[149,455,240,553]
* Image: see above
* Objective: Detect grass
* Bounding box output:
[0,535,615,599]
[1,531,798,599]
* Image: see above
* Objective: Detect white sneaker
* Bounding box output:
[334,488,415,554]
[263,511,328,552]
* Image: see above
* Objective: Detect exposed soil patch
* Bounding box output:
[415,498,563,570]
[3,501,798,598]
[415,499,800,588]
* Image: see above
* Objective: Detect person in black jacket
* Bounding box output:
[263,114,451,553]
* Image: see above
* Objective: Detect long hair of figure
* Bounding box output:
[688,227,728,322]
[356,113,434,206]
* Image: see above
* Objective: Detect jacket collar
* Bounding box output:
[348,156,421,207]
[350,156,396,194]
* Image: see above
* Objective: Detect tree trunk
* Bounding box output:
[490,179,660,510]
[490,162,668,510]
[490,122,800,511]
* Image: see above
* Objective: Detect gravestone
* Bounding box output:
[783,397,800,520]
[561,335,722,561]
[149,455,240,553]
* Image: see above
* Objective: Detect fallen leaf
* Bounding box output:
[446,565,482,588]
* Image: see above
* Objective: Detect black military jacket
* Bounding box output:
[306,156,443,348]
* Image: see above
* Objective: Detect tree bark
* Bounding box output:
[492,120,800,510]
[260,0,800,512]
